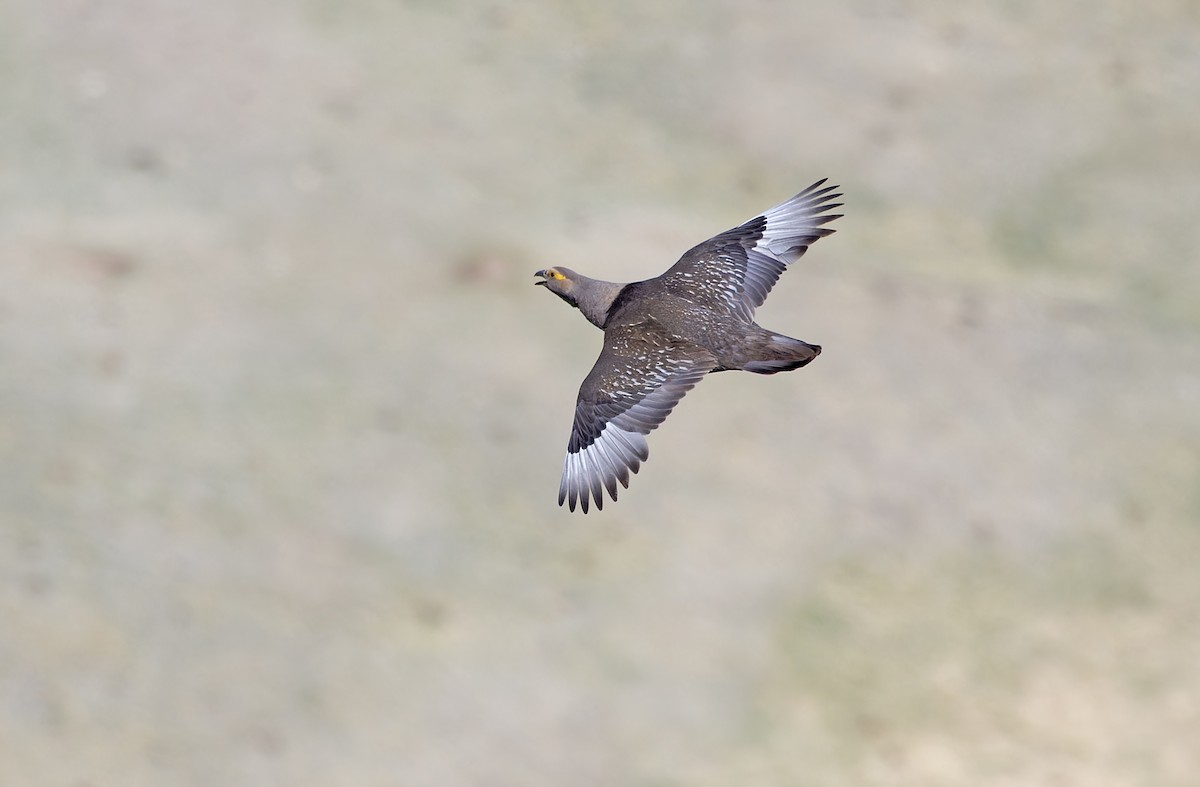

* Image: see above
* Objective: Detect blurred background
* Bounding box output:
[2,1,1199,784]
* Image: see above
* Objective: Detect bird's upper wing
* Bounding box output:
[659,180,843,321]
[560,319,717,513]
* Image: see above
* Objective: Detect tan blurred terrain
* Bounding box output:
[2,1,1199,785]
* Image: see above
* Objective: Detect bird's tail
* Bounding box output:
[741,331,821,374]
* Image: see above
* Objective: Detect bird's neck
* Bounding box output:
[574,276,629,329]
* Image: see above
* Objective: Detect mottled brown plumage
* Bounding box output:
[536,180,843,512]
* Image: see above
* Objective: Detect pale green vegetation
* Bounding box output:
[1,1,1197,785]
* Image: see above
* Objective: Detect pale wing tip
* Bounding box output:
[558,428,649,513]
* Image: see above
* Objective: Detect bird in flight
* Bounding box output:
[535,180,843,513]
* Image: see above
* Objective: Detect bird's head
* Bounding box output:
[535,266,626,328]
[534,267,582,307]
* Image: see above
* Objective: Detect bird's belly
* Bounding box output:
[648,302,753,367]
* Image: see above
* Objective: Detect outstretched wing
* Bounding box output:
[659,180,843,321]
[561,320,717,513]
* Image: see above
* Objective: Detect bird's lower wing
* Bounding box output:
[560,322,716,513]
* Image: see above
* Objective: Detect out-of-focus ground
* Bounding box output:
[2,1,1199,784]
